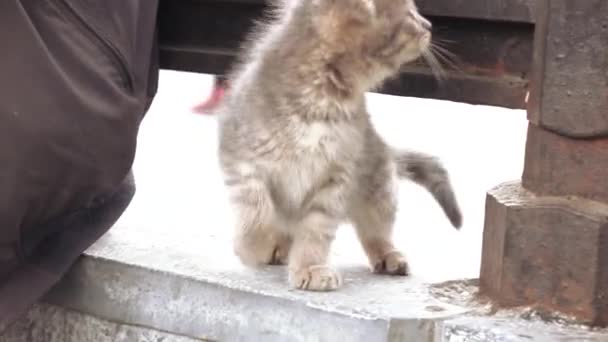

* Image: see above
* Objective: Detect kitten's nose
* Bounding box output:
[420,17,432,31]
[411,10,432,32]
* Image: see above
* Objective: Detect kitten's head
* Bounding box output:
[300,0,433,87]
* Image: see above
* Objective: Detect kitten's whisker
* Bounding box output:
[432,44,459,61]
[431,49,459,71]
[432,37,456,45]
[422,49,446,83]
[430,44,463,74]
[431,43,459,61]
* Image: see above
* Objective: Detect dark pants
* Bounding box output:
[0,0,159,326]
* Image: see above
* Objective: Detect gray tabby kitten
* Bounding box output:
[218,0,462,291]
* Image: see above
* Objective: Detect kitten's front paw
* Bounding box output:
[289,265,342,291]
[373,250,409,276]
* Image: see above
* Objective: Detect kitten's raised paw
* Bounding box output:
[373,250,409,276]
[289,265,342,291]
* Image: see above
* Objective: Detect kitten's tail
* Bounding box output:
[394,150,462,229]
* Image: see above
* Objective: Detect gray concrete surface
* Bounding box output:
[440,316,608,342]
[4,71,608,341]
[43,254,468,341]
[2,304,207,342]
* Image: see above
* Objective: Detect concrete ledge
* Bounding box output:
[3,304,206,342]
[43,249,468,341]
[36,251,608,342]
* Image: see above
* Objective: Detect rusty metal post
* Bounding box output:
[479,0,608,326]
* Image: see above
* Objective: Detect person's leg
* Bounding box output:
[0,172,135,329]
[0,0,159,327]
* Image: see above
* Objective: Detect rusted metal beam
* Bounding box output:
[527,0,608,138]
[172,0,537,23]
[417,0,535,23]
[480,0,608,327]
[158,0,534,108]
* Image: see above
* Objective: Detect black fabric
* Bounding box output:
[0,0,159,324]
[0,172,136,327]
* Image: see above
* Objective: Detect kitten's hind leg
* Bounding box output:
[351,167,409,276]
[351,205,409,276]
[288,212,342,291]
[230,180,291,267]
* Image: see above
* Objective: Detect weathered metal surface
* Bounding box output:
[522,124,608,203]
[480,182,608,327]
[158,0,262,73]
[527,0,608,138]
[480,0,608,328]
[158,0,534,108]
[186,0,536,23]
[417,0,535,24]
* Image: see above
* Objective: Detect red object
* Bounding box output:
[192,76,229,115]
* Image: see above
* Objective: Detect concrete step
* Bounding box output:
[5,256,606,341]
[3,304,207,342]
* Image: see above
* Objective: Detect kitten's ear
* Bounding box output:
[311,0,376,44]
